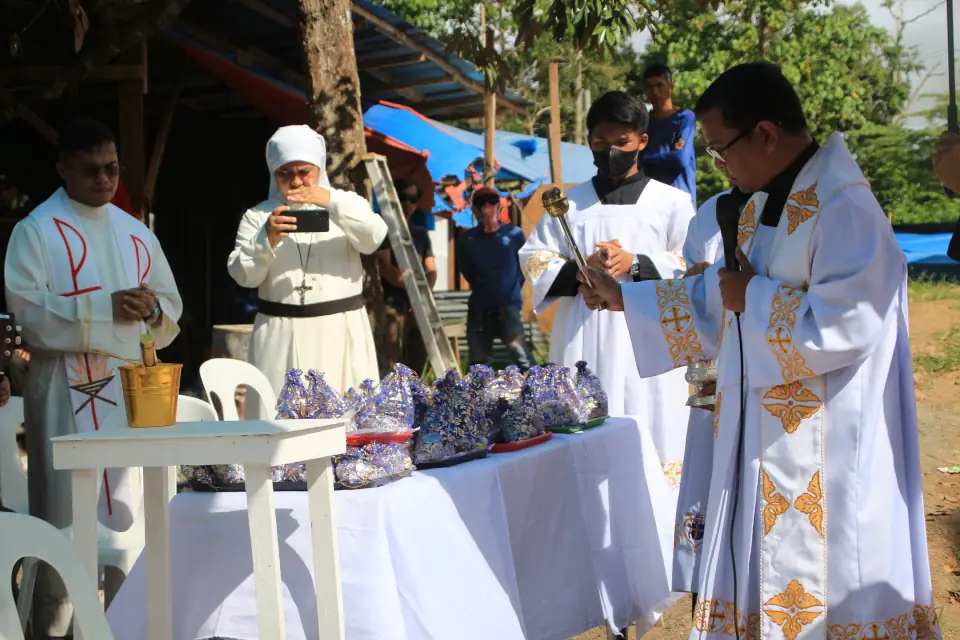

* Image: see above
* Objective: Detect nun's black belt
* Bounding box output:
[256,294,364,318]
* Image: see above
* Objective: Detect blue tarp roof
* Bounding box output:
[363,103,596,186]
[363,104,542,182]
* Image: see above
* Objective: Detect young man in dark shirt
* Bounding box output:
[378,179,437,375]
[457,186,534,370]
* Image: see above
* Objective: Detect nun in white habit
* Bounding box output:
[228,125,387,418]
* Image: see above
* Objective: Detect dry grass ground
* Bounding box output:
[574,280,960,640]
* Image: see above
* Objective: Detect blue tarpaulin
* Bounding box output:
[364,104,539,182]
[364,104,483,183]
[494,131,597,184]
[896,233,954,265]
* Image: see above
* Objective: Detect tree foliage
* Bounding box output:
[380,0,957,223]
[846,126,957,224]
[634,0,958,222]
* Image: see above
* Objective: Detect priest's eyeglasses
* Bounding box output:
[704,128,754,162]
[68,162,122,180]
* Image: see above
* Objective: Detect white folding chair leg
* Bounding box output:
[16,557,37,631]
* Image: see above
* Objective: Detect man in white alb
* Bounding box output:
[228,125,386,418]
[672,186,727,603]
[5,117,182,637]
[519,91,695,478]
[581,63,938,636]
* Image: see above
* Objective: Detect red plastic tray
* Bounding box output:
[346,431,415,446]
[489,431,553,454]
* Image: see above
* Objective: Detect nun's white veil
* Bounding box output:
[264,125,331,204]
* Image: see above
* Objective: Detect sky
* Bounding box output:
[630,0,954,128]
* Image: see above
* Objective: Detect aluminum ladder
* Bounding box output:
[362,154,458,375]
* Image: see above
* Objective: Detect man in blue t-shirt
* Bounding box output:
[639,63,697,205]
[456,187,534,370]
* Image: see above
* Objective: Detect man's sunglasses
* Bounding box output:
[399,193,419,204]
[474,196,499,208]
[68,162,121,180]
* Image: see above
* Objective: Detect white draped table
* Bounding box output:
[106,417,679,640]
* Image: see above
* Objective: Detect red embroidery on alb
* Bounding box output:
[131,234,152,285]
[80,352,113,515]
[54,218,103,298]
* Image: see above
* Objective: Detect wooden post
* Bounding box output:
[482,7,496,187]
[142,79,182,217]
[483,96,496,187]
[548,62,563,183]
[119,80,145,215]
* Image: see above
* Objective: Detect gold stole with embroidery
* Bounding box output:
[725,180,829,637]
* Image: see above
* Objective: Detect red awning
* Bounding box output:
[177,40,436,209]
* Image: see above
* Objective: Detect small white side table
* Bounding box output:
[52,418,347,640]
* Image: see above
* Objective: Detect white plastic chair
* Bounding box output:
[0,398,27,514]
[16,395,219,630]
[199,358,277,421]
[0,512,115,640]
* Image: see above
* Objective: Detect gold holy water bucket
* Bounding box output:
[119,363,182,427]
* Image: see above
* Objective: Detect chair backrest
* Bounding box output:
[0,398,27,514]
[176,395,219,422]
[0,512,116,640]
[199,359,277,421]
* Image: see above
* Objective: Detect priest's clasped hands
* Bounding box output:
[577,247,757,314]
[267,185,331,248]
[112,284,159,324]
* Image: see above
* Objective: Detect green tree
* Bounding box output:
[376,0,643,141]
[636,0,928,210]
[846,126,959,225]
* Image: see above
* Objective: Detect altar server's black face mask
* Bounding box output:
[592,147,641,179]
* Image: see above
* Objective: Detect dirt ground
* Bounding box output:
[574,281,960,640]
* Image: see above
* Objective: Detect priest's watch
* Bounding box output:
[145,300,161,325]
[629,255,642,280]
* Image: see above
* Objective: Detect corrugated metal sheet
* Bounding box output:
[171,0,530,121]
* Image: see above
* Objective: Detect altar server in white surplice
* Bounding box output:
[228,126,386,419]
[672,189,727,598]
[5,117,182,636]
[519,91,696,474]
[581,63,938,637]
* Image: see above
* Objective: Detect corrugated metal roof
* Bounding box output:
[169,0,530,121]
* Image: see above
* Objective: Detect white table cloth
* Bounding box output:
[106,417,679,640]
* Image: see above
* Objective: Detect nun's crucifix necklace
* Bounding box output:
[293,239,313,305]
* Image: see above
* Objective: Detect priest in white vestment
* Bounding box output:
[580,63,938,637]
[519,91,695,476]
[5,117,182,636]
[672,188,728,598]
[228,125,386,419]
